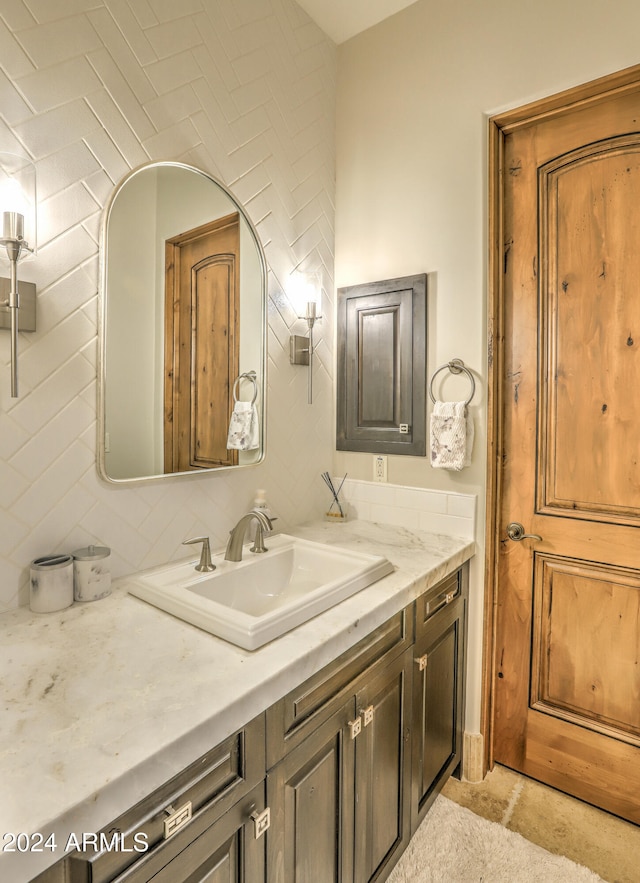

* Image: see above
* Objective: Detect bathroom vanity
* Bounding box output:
[0,522,473,882]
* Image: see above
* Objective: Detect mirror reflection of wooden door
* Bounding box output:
[164,212,240,471]
[493,71,640,823]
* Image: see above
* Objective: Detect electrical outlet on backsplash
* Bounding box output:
[339,479,476,539]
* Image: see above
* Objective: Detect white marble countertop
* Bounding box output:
[0,520,474,882]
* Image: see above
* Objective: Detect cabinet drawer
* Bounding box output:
[116,781,266,883]
[415,569,461,635]
[266,609,412,767]
[68,714,265,883]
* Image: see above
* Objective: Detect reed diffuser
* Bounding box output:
[321,472,348,522]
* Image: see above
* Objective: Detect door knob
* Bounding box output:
[506,522,542,542]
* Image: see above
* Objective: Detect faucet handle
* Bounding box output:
[183,536,216,572]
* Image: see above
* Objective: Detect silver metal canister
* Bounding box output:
[72,545,111,602]
[30,554,74,613]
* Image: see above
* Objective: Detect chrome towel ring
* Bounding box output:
[428,358,475,407]
[233,371,258,405]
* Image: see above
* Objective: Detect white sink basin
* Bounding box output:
[124,534,394,650]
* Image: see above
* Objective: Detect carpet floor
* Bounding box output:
[387,796,607,882]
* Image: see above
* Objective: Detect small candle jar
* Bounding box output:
[72,545,111,602]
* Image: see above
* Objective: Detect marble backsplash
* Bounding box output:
[337,478,476,540]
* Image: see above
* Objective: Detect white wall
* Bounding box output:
[0,0,336,611]
[335,0,640,732]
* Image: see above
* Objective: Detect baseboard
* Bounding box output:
[462,731,484,783]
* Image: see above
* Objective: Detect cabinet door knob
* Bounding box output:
[250,807,271,839]
[360,705,375,727]
[415,654,428,671]
[348,717,362,739]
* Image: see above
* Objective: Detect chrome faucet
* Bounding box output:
[183,536,215,572]
[224,511,273,562]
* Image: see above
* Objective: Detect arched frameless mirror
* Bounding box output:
[98,162,267,483]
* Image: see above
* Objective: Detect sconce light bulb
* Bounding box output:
[288,270,321,319]
[0,177,28,216]
[0,159,36,259]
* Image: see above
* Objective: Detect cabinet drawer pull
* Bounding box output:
[360,705,374,727]
[415,655,428,671]
[251,807,271,839]
[163,801,192,839]
[425,584,458,618]
[348,717,362,739]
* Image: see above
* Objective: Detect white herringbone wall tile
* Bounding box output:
[0,0,336,610]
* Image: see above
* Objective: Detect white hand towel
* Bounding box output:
[430,401,474,470]
[227,401,259,451]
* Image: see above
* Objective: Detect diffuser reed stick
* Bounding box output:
[322,472,347,520]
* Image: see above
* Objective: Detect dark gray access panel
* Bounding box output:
[336,274,426,455]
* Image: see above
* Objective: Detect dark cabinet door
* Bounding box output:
[267,698,357,883]
[266,651,413,883]
[354,649,412,883]
[410,585,467,831]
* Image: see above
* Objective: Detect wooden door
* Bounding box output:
[164,212,240,472]
[491,68,640,822]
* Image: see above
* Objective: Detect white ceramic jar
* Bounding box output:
[72,545,111,602]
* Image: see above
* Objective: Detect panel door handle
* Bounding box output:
[506,522,542,542]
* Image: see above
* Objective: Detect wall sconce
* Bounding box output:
[0,153,37,398]
[288,271,321,404]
